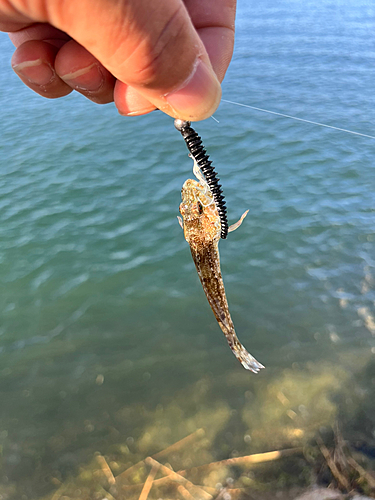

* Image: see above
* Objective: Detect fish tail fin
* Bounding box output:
[229,337,264,373]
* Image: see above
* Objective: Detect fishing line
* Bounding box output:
[221,99,375,140]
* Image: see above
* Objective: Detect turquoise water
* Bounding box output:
[1,1,375,498]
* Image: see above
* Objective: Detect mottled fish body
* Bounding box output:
[179,175,264,373]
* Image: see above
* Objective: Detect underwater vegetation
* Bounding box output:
[1,356,374,500]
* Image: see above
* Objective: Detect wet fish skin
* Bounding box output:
[179,178,264,373]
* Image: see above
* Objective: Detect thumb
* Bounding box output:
[43,0,222,120]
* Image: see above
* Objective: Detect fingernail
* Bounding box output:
[60,63,104,92]
[165,59,221,121]
[13,59,54,86]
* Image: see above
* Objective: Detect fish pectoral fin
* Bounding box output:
[177,216,183,229]
[228,210,249,233]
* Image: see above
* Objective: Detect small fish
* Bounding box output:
[178,162,264,373]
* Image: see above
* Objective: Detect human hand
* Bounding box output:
[1,0,236,121]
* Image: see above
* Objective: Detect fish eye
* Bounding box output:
[197,201,204,214]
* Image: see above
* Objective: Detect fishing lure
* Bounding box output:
[174,119,228,240]
[175,119,264,373]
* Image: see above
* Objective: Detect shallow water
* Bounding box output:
[0,0,375,498]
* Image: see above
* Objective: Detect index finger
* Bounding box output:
[185,0,236,81]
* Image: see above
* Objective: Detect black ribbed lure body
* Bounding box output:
[174,120,228,239]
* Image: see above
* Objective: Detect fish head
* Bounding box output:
[180,179,221,247]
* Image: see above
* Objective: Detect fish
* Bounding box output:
[178,161,264,373]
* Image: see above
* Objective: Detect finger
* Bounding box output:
[114,81,157,116]
[9,25,114,104]
[11,40,73,98]
[113,32,234,116]
[198,27,234,83]
[7,21,155,113]
[0,8,33,32]
[55,40,115,104]
[29,0,223,121]
[184,0,236,82]
[113,0,236,117]
[8,23,71,48]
